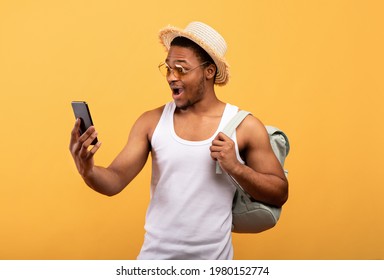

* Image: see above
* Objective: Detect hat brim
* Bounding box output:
[159,26,229,86]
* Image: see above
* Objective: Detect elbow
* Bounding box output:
[277,191,288,207]
[266,177,288,207]
[276,179,289,207]
[104,191,119,197]
[249,179,288,208]
[87,183,123,197]
[101,186,125,197]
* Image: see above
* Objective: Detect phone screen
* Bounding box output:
[71,101,98,145]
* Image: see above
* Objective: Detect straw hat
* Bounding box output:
[159,21,229,86]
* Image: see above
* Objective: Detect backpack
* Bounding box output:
[216,110,290,233]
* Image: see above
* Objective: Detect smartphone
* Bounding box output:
[71,101,98,145]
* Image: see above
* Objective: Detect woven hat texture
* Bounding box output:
[159,21,229,85]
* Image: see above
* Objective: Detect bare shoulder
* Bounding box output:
[136,105,164,125]
[131,105,165,141]
[237,114,269,150]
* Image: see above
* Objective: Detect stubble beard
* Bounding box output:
[176,77,205,111]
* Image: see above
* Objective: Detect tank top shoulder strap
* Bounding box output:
[151,102,175,147]
[219,103,239,131]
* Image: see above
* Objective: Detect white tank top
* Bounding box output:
[137,102,244,260]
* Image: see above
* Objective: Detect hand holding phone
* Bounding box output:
[71,101,98,145]
[70,101,101,180]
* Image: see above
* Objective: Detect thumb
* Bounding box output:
[217,132,230,141]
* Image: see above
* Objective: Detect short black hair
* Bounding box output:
[170,36,215,67]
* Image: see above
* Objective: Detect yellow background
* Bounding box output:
[0,0,383,260]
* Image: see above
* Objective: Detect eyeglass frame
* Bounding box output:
[158,61,210,78]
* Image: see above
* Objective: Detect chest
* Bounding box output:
[173,114,222,141]
[172,113,247,158]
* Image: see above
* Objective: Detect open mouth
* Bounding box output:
[172,87,184,96]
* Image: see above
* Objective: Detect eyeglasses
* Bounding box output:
[158,61,209,78]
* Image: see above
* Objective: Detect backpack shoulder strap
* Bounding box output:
[221,110,251,137]
[216,110,251,174]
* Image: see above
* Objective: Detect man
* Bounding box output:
[69,22,288,259]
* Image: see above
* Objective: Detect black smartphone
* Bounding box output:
[71,101,98,145]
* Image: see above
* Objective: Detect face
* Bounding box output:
[164,46,209,110]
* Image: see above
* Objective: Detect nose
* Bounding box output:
[167,69,179,83]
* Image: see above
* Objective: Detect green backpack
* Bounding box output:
[216,110,290,233]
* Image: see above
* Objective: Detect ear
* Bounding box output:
[205,64,217,81]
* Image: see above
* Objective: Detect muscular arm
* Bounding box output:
[69,108,162,196]
[210,115,288,207]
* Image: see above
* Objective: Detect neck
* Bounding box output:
[176,91,225,116]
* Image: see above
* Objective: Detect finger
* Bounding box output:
[210,151,220,161]
[89,141,102,156]
[217,132,231,141]
[78,131,98,157]
[212,132,229,146]
[70,119,81,144]
[70,119,84,153]
[210,145,222,153]
[211,139,225,147]
[78,126,96,143]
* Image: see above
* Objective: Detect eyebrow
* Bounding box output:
[165,59,189,65]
